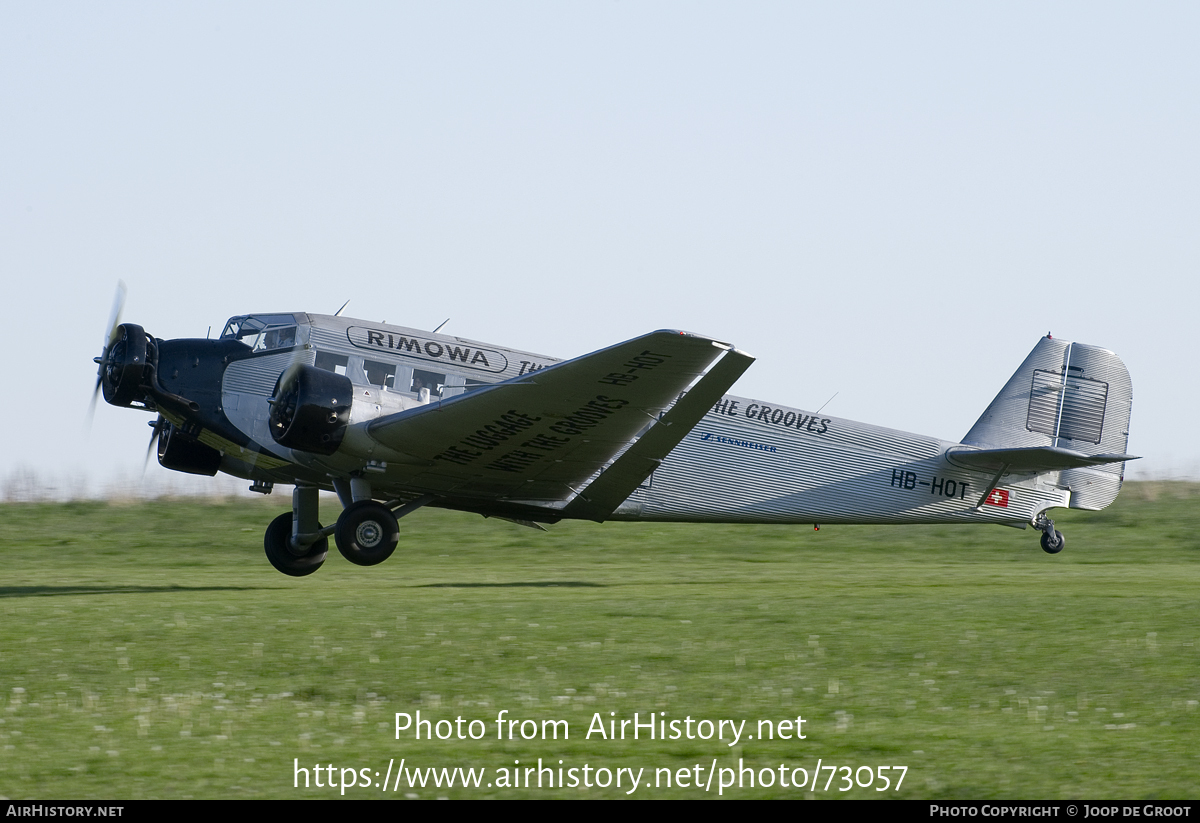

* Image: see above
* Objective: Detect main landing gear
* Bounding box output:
[335,501,399,566]
[262,483,435,576]
[264,510,328,577]
[1034,513,1065,555]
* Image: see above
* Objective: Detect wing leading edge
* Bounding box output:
[365,330,749,507]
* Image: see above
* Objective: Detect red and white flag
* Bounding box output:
[985,489,1009,507]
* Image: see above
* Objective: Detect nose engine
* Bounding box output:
[268,365,353,455]
[99,323,151,407]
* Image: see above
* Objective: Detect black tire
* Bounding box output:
[1040,529,1065,554]
[335,501,400,566]
[264,512,328,576]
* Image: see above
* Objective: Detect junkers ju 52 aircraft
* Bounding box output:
[92,295,1136,576]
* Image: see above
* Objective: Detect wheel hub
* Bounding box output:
[355,520,383,548]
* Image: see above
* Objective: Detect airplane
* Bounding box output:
[92,296,1137,576]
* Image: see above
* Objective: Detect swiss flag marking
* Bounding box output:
[986,489,1010,508]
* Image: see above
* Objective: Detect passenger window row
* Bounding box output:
[314,351,477,399]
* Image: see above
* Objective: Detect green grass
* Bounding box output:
[1,482,1198,798]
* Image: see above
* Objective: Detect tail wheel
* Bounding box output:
[264,512,328,576]
[335,501,400,566]
[1040,529,1065,554]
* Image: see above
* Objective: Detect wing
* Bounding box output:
[366,330,750,506]
[945,445,1139,474]
[562,346,754,520]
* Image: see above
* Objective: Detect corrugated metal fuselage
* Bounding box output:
[205,315,1077,528]
[610,396,1064,526]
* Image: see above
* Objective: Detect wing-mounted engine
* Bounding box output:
[269,364,353,455]
[156,419,222,476]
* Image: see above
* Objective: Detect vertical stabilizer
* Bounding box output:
[962,337,1133,510]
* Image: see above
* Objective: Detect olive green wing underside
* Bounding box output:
[366,330,746,506]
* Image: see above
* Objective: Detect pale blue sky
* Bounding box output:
[3,2,1197,495]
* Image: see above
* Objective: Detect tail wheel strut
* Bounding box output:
[1034,513,1065,554]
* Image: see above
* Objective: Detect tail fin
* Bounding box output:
[961,336,1134,510]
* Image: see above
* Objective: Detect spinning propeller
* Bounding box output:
[88,283,166,474]
[87,281,127,427]
[144,415,167,474]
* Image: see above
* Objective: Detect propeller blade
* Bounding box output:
[143,415,166,474]
[86,374,102,428]
[105,281,127,348]
[86,281,128,432]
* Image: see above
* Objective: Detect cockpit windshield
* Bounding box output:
[220,314,299,352]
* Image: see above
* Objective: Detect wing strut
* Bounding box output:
[972,463,1010,511]
[562,347,755,522]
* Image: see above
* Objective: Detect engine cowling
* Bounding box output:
[268,365,353,455]
[157,421,222,476]
[101,323,149,407]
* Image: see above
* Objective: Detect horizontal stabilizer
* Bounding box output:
[945,445,1139,474]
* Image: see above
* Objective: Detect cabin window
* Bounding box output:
[315,351,349,376]
[439,376,487,398]
[411,369,445,398]
[364,359,397,388]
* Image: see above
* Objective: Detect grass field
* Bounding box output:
[1,482,1198,799]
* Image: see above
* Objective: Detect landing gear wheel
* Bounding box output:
[1040,529,1065,554]
[264,512,328,576]
[335,501,399,566]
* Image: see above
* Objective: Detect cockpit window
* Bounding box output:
[220,315,298,352]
